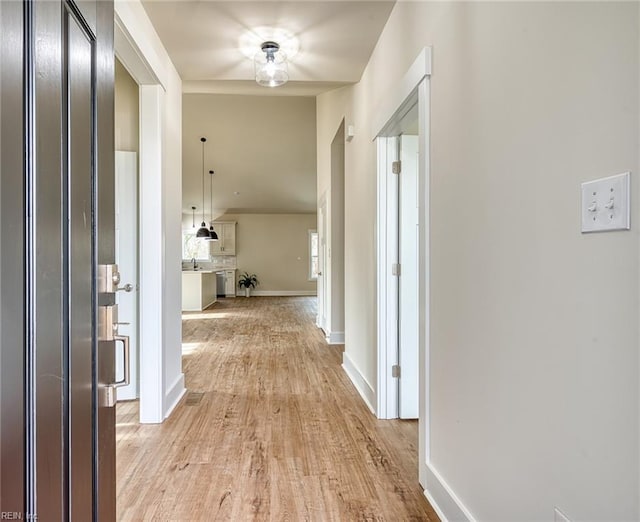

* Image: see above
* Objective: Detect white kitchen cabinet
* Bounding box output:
[209,222,236,255]
[224,270,236,297]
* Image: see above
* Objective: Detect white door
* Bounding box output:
[115,151,139,401]
[317,198,328,332]
[398,135,419,419]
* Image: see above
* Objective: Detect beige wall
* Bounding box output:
[114,59,139,152]
[318,2,639,520]
[218,213,317,294]
[182,94,316,214]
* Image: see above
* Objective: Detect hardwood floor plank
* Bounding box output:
[117,296,439,521]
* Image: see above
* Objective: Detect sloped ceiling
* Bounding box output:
[141,0,396,215]
[183,94,317,216]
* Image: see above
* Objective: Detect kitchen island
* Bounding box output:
[181,270,218,311]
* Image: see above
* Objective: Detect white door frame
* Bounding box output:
[376,136,400,418]
[317,192,329,332]
[374,48,432,485]
[114,10,166,423]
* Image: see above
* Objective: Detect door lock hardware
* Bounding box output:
[117,283,134,293]
[98,264,120,293]
[114,335,130,388]
[99,334,130,408]
[98,304,118,341]
[99,386,117,408]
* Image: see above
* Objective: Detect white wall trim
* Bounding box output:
[424,488,450,522]
[236,290,317,297]
[424,462,476,522]
[138,85,165,424]
[417,76,431,486]
[372,47,432,141]
[342,353,376,414]
[326,331,345,344]
[114,15,159,86]
[164,373,186,419]
[376,137,399,420]
[114,0,167,88]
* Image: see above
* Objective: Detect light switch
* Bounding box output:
[581,172,630,233]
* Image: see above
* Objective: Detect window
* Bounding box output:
[309,230,319,280]
[182,231,210,261]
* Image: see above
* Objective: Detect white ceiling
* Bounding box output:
[141,0,396,96]
[139,0,396,216]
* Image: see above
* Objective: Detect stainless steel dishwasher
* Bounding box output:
[215,271,226,297]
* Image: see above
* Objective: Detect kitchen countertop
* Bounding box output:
[182,268,237,273]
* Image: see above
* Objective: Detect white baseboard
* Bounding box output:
[236,290,317,297]
[164,373,186,419]
[424,462,475,522]
[326,331,345,344]
[341,352,376,415]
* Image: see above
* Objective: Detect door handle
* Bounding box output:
[113,335,130,388]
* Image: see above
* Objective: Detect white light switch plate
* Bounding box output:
[581,172,630,233]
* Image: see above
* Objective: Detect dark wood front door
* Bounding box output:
[0,0,116,519]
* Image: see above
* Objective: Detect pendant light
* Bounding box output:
[205,170,219,241]
[196,137,211,239]
[191,206,196,228]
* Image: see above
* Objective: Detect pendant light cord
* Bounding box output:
[201,138,206,223]
[210,170,213,223]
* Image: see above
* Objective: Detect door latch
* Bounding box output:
[98,304,118,341]
[99,386,117,408]
[98,263,120,293]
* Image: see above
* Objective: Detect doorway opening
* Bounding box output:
[376,106,419,419]
[114,13,177,425]
[317,194,328,332]
[317,120,346,344]
[375,48,431,486]
[327,121,346,344]
[114,149,139,401]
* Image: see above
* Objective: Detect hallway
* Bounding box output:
[117,297,438,521]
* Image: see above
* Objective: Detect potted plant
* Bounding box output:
[238,272,259,297]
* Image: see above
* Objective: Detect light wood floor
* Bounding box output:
[117,296,439,521]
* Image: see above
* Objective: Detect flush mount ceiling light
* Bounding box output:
[255,41,288,88]
[196,137,211,239]
[239,28,299,60]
